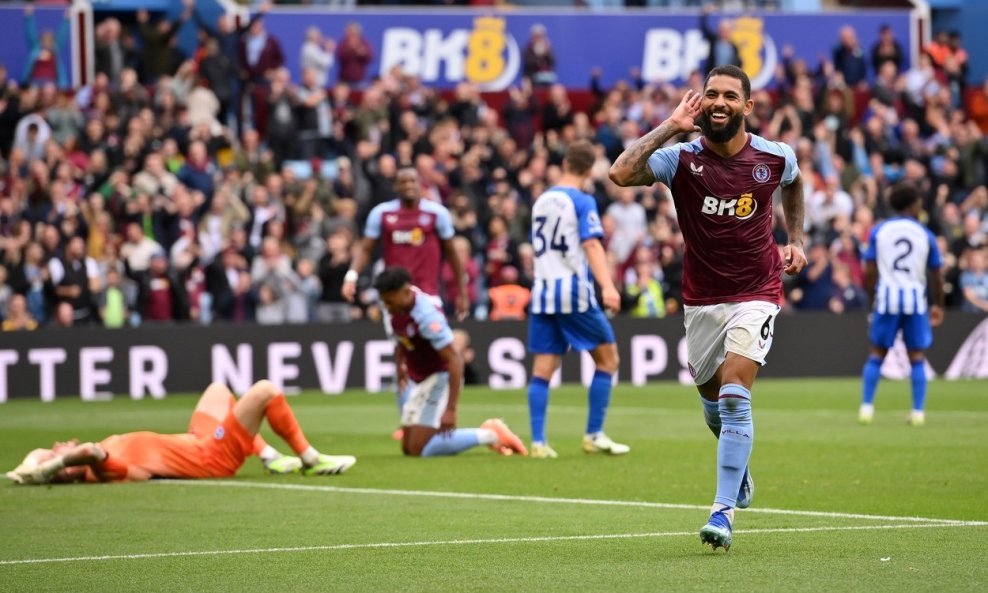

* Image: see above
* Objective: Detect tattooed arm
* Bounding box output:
[609,89,702,187]
[780,172,807,275]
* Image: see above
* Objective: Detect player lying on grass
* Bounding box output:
[374,266,528,458]
[6,380,356,484]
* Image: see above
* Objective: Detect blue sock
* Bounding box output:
[715,384,754,508]
[861,355,882,405]
[586,371,613,435]
[420,429,482,457]
[700,396,721,438]
[910,360,927,412]
[528,377,550,443]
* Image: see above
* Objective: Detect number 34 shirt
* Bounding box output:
[530,186,603,315]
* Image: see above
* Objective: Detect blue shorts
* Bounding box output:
[528,309,616,355]
[869,311,932,351]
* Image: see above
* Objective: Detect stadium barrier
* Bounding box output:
[0,313,984,402]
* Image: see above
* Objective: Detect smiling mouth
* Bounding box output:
[709,111,730,124]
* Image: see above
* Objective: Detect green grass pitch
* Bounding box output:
[1,378,986,593]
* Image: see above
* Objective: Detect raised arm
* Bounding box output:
[780,173,807,275]
[609,89,701,187]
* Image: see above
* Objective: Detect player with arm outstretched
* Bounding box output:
[374,267,527,457]
[7,381,355,484]
[525,140,628,460]
[610,65,807,552]
[858,183,944,427]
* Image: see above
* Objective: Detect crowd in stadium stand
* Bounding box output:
[0,3,986,331]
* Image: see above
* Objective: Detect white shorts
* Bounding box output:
[400,372,450,429]
[683,301,781,386]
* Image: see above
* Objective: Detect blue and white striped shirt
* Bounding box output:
[530,186,603,314]
[863,217,942,314]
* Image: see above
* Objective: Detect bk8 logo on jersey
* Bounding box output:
[700,193,757,220]
[392,228,426,246]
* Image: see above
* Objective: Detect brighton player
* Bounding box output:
[374,267,528,458]
[7,381,356,484]
[859,183,944,427]
[526,140,628,459]
[610,65,807,551]
[341,167,469,436]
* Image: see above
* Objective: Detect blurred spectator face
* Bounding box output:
[242,129,260,151]
[66,237,85,261]
[8,294,28,318]
[302,67,317,89]
[839,26,857,48]
[26,243,45,265]
[55,303,74,328]
[126,222,144,244]
[297,259,314,278]
[327,233,348,253]
[150,254,168,276]
[106,268,120,287]
[41,30,55,51]
[488,216,507,238]
[970,250,987,273]
[42,226,61,254]
[261,237,281,260]
[188,142,207,165]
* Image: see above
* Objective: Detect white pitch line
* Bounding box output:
[159,480,988,527]
[0,523,981,567]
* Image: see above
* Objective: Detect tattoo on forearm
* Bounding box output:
[781,176,805,243]
[613,122,677,186]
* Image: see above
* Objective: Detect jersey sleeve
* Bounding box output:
[414,306,454,352]
[926,229,943,270]
[778,141,798,187]
[364,204,384,239]
[646,145,682,186]
[574,194,604,242]
[862,225,879,262]
[434,206,455,240]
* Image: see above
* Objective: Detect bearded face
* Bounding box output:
[698,103,745,144]
[698,74,751,145]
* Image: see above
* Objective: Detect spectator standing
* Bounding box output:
[138,252,188,323]
[833,26,868,88]
[192,0,271,134]
[300,27,335,90]
[47,236,100,325]
[870,24,904,75]
[22,5,69,89]
[136,6,192,83]
[295,68,334,160]
[522,24,556,86]
[94,18,131,84]
[700,5,741,75]
[335,23,373,87]
[606,187,648,266]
